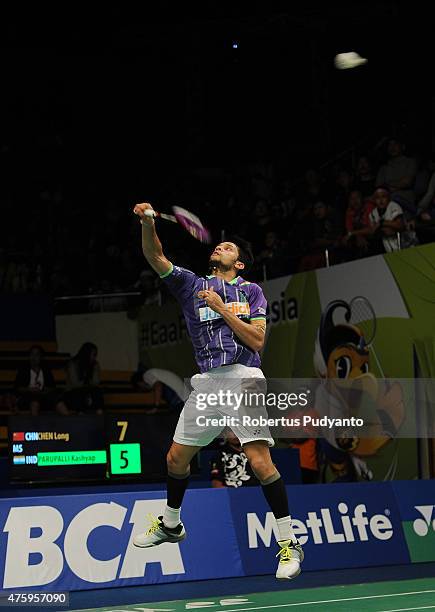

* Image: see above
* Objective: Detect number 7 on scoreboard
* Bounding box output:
[117,421,128,441]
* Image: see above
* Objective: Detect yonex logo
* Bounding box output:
[413,505,435,536]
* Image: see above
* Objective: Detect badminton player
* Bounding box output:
[132,202,303,580]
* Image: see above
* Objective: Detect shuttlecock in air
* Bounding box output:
[334,51,368,70]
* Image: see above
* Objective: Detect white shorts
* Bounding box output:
[173,363,274,448]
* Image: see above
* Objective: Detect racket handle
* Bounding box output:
[143,209,158,218]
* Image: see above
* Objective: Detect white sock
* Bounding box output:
[276,516,298,544]
[163,505,181,529]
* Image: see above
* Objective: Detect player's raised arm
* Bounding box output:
[133,202,172,277]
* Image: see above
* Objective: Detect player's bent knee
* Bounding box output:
[166,448,190,475]
[251,460,276,482]
[243,445,276,482]
[245,455,274,480]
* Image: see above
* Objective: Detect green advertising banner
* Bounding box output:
[260,245,435,482]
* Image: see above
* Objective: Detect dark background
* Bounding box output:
[1,1,434,292]
[1,1,433,201]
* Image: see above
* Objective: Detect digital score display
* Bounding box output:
[105,413,179,479]
[8,412,187,484]
[9,415,107,483]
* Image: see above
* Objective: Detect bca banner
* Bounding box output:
[0,483,411,592]
[0,489,240,592]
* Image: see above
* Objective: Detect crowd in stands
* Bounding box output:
[241,138,434,277]
[10,342,104,416]
[2,136,435,301]
[9,344,186,419]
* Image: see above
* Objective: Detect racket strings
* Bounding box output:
[348,297,377,346]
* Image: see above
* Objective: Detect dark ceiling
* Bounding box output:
[1,1,432,194]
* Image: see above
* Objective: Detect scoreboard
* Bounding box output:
[8,412,179,484]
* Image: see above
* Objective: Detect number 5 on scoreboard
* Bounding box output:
[109,443,141,475]
[120,450,129,468]
[117,420,128,441]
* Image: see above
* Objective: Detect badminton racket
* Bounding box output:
[137,205,211,244]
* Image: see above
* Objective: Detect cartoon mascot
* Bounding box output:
[313,299,405,481]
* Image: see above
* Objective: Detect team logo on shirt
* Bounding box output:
[199,302,251,321]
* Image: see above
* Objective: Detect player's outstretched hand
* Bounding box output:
[133,202,155,226]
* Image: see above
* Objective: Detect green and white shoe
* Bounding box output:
[133,514,186,548]
[275,540,304,580]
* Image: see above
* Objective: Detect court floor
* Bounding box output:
[75,578,435,612]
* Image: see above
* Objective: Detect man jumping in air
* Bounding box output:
[132,202,303,580]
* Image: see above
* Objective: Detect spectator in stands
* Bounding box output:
[417,157,435,220]
[133,269,161,305]
[333,168,354,215]
[64,342,104,414]
[88,279,127,312]
[342,190,374,258]
[132,364,187,414]
[376,138,417,216]
[3,260,30,294]
[104,243,124,286]
[251,169,273,201]
[353,155,376,199]
[121,246,141,289]
[210,429,259,488]
[278,438,319,484]
[273,194,297,223]
[0,391,17,413]
[413,152,433,204]
[254,230,288,279]
[296,168,326,208]
[368,186,418,253]
[49,262,73,297]
[250,199,272,250]
[14,345,60,416]
[415,166,435,244]
[276,384,319,484]
[298,201,344,270]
